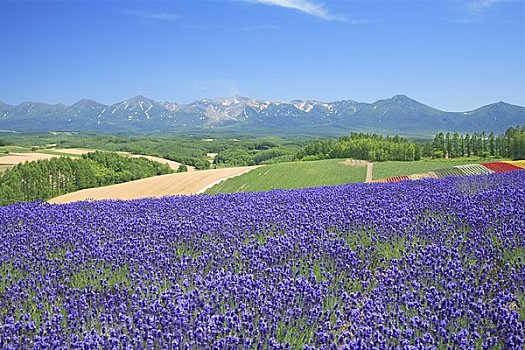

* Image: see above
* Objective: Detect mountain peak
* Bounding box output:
[127,95,155,103]
[0,95,523,134]
[72,99,102,106]
[391,94,415,103]
[469,100,521,113]
[111,96,160,110]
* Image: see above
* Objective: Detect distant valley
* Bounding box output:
[1,95,524,136]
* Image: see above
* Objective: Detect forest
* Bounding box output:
[296,133,422,162]
[296,126,525,163]
[432,126,525,160]
[0,133,307,170]
[0,151,172,205]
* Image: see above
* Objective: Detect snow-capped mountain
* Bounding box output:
[0,95,523,135]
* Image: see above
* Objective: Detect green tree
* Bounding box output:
[464,134,471,157]
[488,132,495,156]
[433,133,445,158]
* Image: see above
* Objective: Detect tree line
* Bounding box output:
[297,133,422,162]
[432,126,525,160]
[213,147,296,167]
[0,151,172,206]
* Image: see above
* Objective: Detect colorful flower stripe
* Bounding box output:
[454,164,494,176]
[375,175,410,183]
[481,161,522,173]
[387,175,410,182]
[375,161,524,183]
[504,160,525,169]
[432,167,466,178]
[407,172,435,180]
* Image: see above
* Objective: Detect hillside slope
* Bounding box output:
[49,166,258,203]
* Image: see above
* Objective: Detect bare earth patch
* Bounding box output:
[339,159,371,166]
[0,152,60,165]
[21,148,193,172]
[48,166,259,204]
[127,154,195,172]
[409,171,438,180]
[53,148,97,155]
[56,149,193,172]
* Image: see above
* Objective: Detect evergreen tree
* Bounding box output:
[488,132,495,156]
[433,133,445,158]
[452,132,460,158]
[446,133,452,158]
[465,134,471,157]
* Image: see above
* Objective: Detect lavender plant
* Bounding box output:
[1,172,524,349]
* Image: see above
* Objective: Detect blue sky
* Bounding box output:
[0,0,523,111]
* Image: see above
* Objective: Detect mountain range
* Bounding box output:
[1,95,524,136]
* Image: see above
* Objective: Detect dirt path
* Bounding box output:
[48,166,259,204]
[365,162,374,183]
[340,159,374,182]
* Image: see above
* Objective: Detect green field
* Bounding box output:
[207,157,509,195]
[0,147,82,159]
[372,157,505,180]
[206,159,367,194]
[34,149,82,157]
[0,146,31,154]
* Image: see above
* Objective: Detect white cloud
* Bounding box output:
[125,10,181,21]
[467,0,506,12]
[446,0,512,22]
[245,0,343,21]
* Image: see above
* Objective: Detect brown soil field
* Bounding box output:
[48,166,259,204]
[0,152,60,165]
[1,148,191,172]
[127,154,195,172]
[55,148,192,172]
[53,148,96,155]
[339,159,371,166]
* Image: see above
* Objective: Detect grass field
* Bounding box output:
[35,149,83,157]
[0,146,30,154]
[0,147,85,159]
[206,159,366,194]
[372,158,505,180]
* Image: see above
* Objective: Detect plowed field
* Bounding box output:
[49,166,258,204]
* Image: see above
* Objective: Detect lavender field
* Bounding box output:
[1,172,524,349]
